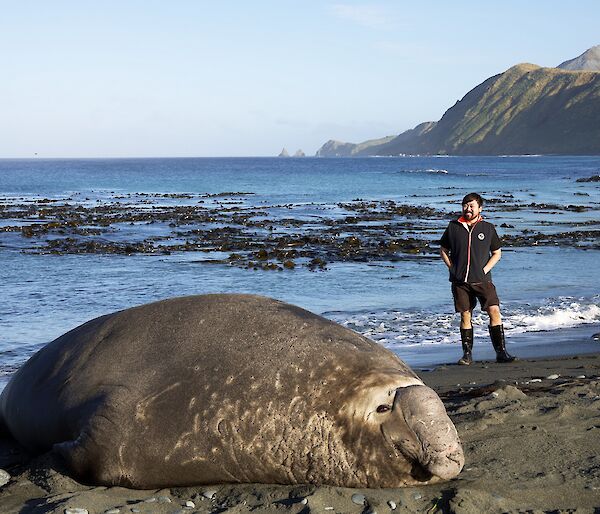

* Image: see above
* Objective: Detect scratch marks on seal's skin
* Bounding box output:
[165,412,204,463]
[288,396,304,415]
[118,443,128,480]
[274,371,282,390]
[135,382,181,421]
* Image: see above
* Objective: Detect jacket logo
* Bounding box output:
[478,233,485,240]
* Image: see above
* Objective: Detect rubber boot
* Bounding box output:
[457,327,473,365]
[489,324,516,363]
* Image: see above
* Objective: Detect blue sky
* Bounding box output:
[1,1,598,157]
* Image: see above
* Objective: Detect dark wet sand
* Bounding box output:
[1,353,599,514]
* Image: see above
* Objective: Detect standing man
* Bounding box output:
[440,193,516,365]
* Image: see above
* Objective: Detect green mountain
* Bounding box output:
[315,135,396,157]
[316,49,600,156]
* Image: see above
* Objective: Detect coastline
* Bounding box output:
[1,352,599,513]
[399,323,600,370]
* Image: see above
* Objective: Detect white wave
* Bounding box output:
[326,296,600,348]
[398,168,449,175]
[499,154,543,158]
[508,302,600,333]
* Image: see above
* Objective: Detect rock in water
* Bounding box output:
[575,175,600,183]
[278,147,290,157]
[0,294,463,488]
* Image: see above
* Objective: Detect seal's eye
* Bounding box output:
[376,404,391,413]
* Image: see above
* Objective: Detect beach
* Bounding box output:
[1,352,598,514]
[0,157,598,512]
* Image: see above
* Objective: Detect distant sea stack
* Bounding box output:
[316,46,600,156]
[278,148,290,157]
[293,149,306,157]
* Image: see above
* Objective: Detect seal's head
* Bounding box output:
[339,371,464,487]
[381,384,464,481]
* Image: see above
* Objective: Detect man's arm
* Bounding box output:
[483,249,501,274]
[440,246,452,269]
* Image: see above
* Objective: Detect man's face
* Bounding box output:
[462,200,482,221]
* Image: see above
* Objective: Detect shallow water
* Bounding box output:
[1,156,599,384]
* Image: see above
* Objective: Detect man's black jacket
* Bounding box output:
[440,218,501,283]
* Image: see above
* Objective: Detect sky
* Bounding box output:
[1,1,599,158]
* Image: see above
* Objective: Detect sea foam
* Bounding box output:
[326,295,600,349]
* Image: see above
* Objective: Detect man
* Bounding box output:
[440,193,515,365]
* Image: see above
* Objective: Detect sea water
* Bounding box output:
[0,156,599,383]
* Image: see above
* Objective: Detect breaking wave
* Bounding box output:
[396,168,449,175]
[325,295,600,349]
[506,299,600,333]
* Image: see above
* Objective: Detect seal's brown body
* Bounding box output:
[0,294,463,488]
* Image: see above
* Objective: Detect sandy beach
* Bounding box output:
[0,352,598,514]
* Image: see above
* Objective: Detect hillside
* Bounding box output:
[411,63,600,155]
[558,45,600,71]
[315,135,396,157]
[317,54,600,156]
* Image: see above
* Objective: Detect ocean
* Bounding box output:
[1,156,599,386]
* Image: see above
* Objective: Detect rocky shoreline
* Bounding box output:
[1,192,598,271]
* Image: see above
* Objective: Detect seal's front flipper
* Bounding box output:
[54,421,132,487]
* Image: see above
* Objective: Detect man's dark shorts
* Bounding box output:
[451,281,499,312]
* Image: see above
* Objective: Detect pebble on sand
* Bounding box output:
[351,493,366,505]
[0,469,10,487]
[388,500,397,510]
[65,509,88,514]
[185,500,196,508]
[202,489,218,499]
[546,374,560,380]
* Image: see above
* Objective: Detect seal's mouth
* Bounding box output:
[383,434,432,481]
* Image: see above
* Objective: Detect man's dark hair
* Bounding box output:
[462,192,483,207]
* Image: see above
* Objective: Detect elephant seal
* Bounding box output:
[0,294,463,488]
